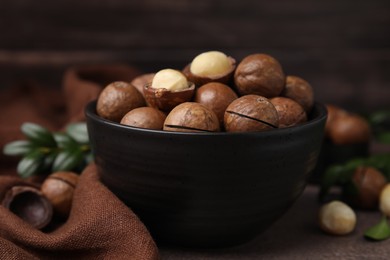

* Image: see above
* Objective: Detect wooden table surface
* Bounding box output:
[159,184,390,260]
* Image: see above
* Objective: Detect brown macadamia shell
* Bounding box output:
[194,82,238,126]
[121,107,167,130]
[2,185,53,229]
[130,73,155,96]
[270,97,307,128]
[347,166,387,209]
[234,54,285,98]
[97,81,146,122]
[41,171,79,218]
[164,102,220,132]
[282,75,314,113]
[143,82,195,112]
[327,112,371,145]
[224,95,279,132]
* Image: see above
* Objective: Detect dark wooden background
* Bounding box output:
[0,0,389,112]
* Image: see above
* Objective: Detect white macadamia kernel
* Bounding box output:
[190,51,232,77]
[319,200,356,235]
[380,184,390,217]
[151,69,188,91]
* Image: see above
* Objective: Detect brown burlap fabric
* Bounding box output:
[0,64,160,259]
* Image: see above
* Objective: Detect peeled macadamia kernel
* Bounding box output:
[97,81,146,122]
[121,107,166,130]
[380,184,390,217]
[234,53,285,98]
[164,102,220,133]
[190,51,232,78]
[319,200,356,235]
[151,69,188,91]
[144,69,195,112]
[270,97,307,128]
[282,75,314,113]
[224,95,279,132]
[195,82,238,125]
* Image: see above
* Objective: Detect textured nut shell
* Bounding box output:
[327,113,371,144]
[41,171,79,217]
[2,186,53,229]
[143,82,195,112]
[348,166,387,209]
[234,54,285,97]
[164,102,220,132]
[282,75,314,112]
[194,82,238,125]
[325,104,347,136]
[121,107,166,130]
[182,56,236,87]
[270,97,307,128]
[130,73,155,96]
[97,81,146,122]
[224,95,279,132]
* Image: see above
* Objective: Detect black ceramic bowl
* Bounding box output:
[85,101,327,248]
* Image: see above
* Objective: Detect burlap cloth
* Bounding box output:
[0,64,159,259]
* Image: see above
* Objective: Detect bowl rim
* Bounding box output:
[85,100,327,137]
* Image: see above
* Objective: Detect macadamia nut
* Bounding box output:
[190,51,232,77]
[319,200,356,235]
[151,69,188,91]
[380,184,390,217]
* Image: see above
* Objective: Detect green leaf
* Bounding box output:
[369,110,390,126]
[319,165,347,201]
[40,152,57,173]
[365,215,390,241]
[21,123,56,147]
[16,150,45,178]
[376,132,390,144]
[66,122,89,144]
[53,132,78,148]
[343,181,359,198]
[3,140,33,156]
[52,148,84,172]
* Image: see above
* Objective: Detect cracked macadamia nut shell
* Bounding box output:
[121,107,166,130]
[194,82,238,125]
[163,102,220,132]
[130,73,155,96]
[234,54,285,98]
[143,82,195,112]
[2,185,53,229]
[282,75,314,113]
[346,166,387,209]
[270,97,307,128]
[41,171,79,218]
[97,81,146,122]
[224,95,279,132]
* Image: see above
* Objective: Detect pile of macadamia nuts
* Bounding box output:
[96,51,314,133]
